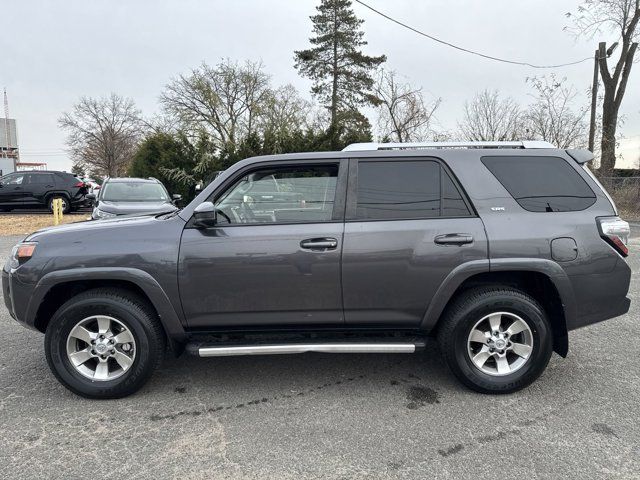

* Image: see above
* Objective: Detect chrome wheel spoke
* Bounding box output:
[113,351,133,370]
[469,329,488,344]
[506,318,527,336]
[97,316,112,334]
[511,342,532,358]
[495,355,510,375]
[472,347,492,368]
[69,348,93,367]
[69,325,95,345]
[94,361,110,380]
[488,313,502,332]
[113,330,134,345]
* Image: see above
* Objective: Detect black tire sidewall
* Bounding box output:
[449,294,552,392]
[45,296,156,399]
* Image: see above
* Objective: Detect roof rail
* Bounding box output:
[342,141,555,151]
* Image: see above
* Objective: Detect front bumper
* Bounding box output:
[2,267,38,331]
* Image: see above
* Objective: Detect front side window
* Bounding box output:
[2,174,24,185]
[215,164,338,224]
[481,156,596,212]
[355,160,470,220]
[101,182,169,202]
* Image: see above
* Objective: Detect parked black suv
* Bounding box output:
[2,141,631,398]
[0,170,87,213]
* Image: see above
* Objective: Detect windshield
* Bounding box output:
[101,182,169,202]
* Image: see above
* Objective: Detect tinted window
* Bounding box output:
[355,160,470,220]
[2,174,24,185]
[215,164,338,224]
[27,174,55,185]
[482,156,596,212]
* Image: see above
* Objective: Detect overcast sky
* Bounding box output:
[2,0,639,171]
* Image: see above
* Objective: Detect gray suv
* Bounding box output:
[2,141,631,399]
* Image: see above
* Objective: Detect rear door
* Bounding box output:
[24,173,56,206]
[342,157,488,326]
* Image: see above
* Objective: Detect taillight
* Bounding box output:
[597,217,630,257]
[74,181,85,188]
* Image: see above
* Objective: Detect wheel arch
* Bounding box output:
[30,268,187,352]
[422,259,574,357]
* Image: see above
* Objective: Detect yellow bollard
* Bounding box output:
[52,198,64,225]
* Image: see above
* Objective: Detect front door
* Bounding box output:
[342,157,488,326]
[0,173,27,208]
[179,160,347,328]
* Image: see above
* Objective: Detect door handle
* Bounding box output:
[434,233,473,245]
[300,237,338,250]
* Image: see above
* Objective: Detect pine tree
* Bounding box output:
[295,0,386,149]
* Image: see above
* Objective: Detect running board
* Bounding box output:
[189,341,425,357]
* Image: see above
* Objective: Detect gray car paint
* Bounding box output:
[2,148,631,351]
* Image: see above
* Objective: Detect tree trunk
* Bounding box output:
[599,86,618,176]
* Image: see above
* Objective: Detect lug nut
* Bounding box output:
[489,348,495,352]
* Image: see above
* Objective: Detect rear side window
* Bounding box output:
[27,174,55,184]
[355,160,471,220]
[482,156,596,212]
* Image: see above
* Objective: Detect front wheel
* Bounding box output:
[45,288,166,399]
[437,286,553,394]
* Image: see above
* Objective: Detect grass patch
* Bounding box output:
[0,213,89,236]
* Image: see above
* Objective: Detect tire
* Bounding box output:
[45,288,166,399]
[47,195,71,214]
[437,286,553,394]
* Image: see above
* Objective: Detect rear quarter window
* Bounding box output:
[481,156,596,212]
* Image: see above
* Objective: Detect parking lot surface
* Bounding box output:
[1,232,639,479]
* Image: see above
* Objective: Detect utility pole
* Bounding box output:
[588,51,599,153]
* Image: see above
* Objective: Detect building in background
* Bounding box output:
[0,117,18,176]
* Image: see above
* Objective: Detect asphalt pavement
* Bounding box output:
[0,233,639,479]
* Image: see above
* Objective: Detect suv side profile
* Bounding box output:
[0,170,87,213]
[2,141,631,399]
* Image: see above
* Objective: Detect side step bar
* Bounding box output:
[190,341,426,357]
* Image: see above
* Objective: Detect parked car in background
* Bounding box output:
[82,177,101,195]
[2,141,631,399]
[89,177,180,220]
[0,170,87,213]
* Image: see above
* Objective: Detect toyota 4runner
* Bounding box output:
[2,141,631,398]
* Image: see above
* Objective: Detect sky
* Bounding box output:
[2,0,639,171]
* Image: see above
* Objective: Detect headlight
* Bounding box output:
[8,242,37,269]
[93,208,117,219]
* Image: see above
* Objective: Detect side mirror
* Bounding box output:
[193,201,217,228]
[172,194,182,205]
[86,193,96,201]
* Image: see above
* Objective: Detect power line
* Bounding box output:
[354,0,592,69]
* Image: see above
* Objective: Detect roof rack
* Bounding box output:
[342,141,555,151]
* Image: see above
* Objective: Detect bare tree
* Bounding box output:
[525,75,589,148]
[160,59,271,151]
[373,69,441,142]
[59,94,143,177]
[459,90,525,141]
[568,0,640,174]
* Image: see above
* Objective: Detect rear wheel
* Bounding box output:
[45,289,166,399]
[47,195,71,214]
[437,286,553,394]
